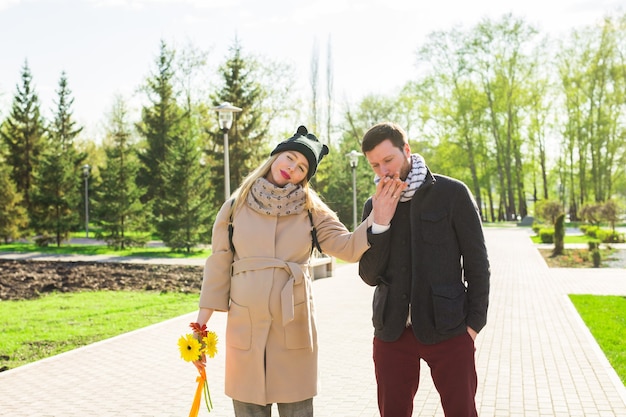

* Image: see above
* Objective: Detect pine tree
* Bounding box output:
[95,96,149,249]
[156,120,213,252]
[0,60,46,220]
[136,40,185,222]
[209,39,269,203]
[0,161,28,243]
[30,72,84,246]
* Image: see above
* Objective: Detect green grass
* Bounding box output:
[0,291,198,371]
[530,234,597,244]
[0,242,211,259]
[569,295,626,385]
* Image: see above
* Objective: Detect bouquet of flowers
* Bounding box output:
[178,322,218,416]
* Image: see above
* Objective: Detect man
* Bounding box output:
[359,122,490,417]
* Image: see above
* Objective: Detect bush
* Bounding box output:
[584,225,600,239]
[532,223,543,234]
[539,228,554,243]
[596,229,625,244]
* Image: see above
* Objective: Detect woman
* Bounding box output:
[191,126,405,417]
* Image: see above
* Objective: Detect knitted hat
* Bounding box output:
[270,126,329,180]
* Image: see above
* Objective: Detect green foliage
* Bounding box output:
[208,38,271,204]
[29,73,84,246]
[579,203,603,226]
[534,200,564,225]
[596,229,625,244]
[539,228,554,244]
[95,96,150,249]
[0,60,46,221]
[156,114,213,252]
[0,162,28,242]
[136,40,186,220]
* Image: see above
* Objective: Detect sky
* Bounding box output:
[0,0,623,141]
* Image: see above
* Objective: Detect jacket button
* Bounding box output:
[401,294,408,300]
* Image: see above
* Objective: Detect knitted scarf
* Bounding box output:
[374,153,427,202]
[247,177,306,216]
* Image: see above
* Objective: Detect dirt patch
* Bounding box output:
[0,259,204,301]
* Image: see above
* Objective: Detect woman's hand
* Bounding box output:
[372,173,407,226]
[193,353,206,371]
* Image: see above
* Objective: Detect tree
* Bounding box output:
[95,96,149,249]
[136,40,185,221]
[156,123,213,252]
[208,38,290,203]
[154,43,215,251]
[0,60,46,220]
[30,72,84,246]
[0,161,28,243]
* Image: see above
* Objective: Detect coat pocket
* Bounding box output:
[420,211,449,244]
[284,301,313,350]
[227,300,252,350]
[431,283,467,333]
[372,282,389,330]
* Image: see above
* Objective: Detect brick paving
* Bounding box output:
[1,227,625,416]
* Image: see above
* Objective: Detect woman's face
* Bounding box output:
[266,150,309,187]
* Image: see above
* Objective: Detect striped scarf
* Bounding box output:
[374,154,427,202]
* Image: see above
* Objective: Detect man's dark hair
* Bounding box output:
[361,122,408,153]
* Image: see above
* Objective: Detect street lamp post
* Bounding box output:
[82,164,90,238]
[213,102,242,200]
[346,150,362,231]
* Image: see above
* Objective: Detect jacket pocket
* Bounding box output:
[372,282,389,330]
[227,300,252,350]
[420,211,449,244]
[431,283,467,333]
[285,301,312,350]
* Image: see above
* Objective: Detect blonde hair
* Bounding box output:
[230,154,338,221]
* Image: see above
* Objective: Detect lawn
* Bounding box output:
[0,291,198,371]
[0,241,211,259]
[569,295,626,385]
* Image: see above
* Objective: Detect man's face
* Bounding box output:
[364,139,412,180]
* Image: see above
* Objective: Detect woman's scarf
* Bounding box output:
[247,177,306,216]
[374,153,427,202]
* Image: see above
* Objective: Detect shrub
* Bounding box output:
[539,228,554,243]
[596,229,625,244]
[584,226,600,239]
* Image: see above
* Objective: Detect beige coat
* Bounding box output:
[199,200,370,405]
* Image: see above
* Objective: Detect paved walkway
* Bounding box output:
[1,228,625,416]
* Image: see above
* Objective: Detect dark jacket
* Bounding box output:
[359,171,490,344]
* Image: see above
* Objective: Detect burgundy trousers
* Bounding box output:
[373,327,478,417]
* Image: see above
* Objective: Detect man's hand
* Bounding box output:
[467,326,477,341]
[372,173,407,226]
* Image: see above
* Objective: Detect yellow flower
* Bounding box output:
[178,334,202,362]
[202,331,218,358]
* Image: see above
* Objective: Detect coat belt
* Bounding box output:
[231,257,312,329]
